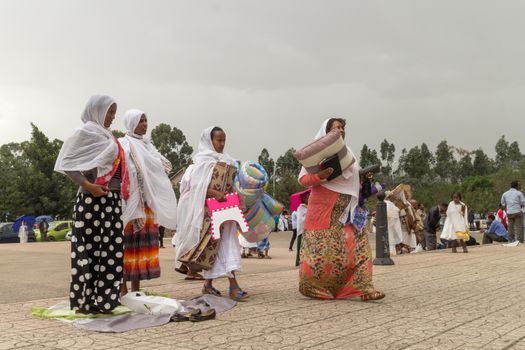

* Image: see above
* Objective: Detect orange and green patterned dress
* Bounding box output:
[299,174,374,299]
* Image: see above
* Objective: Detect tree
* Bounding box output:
[275,148,301,177]
[434,141,457,182]
[472,149,493,176]
[508,141,522,163]
[379,139,396,178]
[495,135,510,167]
[400,145,432,179]
[257,148,275,175]
[461,176,496,214]
[458,153,474,180]
[150,123,193,175]
[359,144,381,168]
[274,173,304,208]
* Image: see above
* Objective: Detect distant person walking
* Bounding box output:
[501,181,525,243]
[295,192,309,267]
[441,192,470,253]
[422,203,447,250]
[289,210,298,252]
[39,219,49,242]
[19,221,28,243]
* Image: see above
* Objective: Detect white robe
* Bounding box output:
[386,200,404,253]
[19,225,28,243]
[441,201,469,240]
[296,204,308,236]
[202,223,242,279]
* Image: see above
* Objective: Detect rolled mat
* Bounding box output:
[234,161,284,242]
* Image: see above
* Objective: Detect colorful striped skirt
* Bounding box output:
[123,205,160,282]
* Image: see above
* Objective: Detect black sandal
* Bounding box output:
[189,308,216,322]
[202,285,222,297]
[172,309,201,322]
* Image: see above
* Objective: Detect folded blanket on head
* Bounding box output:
[234,161,284,242]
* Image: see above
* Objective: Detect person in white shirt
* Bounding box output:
[295,193,309,267]
[19,221,28,244]
[289,210,298,251]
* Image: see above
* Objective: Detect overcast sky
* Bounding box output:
[1,0,524,162]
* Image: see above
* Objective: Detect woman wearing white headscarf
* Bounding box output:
[173,126,249,301]
[298,118,384,301]
[118,109,178,295]
[55,95,129,314]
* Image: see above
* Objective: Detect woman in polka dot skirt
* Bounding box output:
[54,95,130,314]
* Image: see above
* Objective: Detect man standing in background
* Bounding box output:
[501,181,525,243]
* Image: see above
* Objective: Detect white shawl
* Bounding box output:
[441,201,469,240]
[54,95,118,177]
[173,126,236,268]
[119,109,178,230]
[298,119,361,224]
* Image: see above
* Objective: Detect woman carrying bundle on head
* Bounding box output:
[118,109,178,295]
[297,118,384,301]
[55,95,128,314]
[173,126,249,302]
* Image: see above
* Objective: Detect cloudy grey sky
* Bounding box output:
[1,0,524,162]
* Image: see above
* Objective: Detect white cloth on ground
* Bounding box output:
[119,109,178,229]
[440,201,469,240]
[173,126,236,269]
[54,95,118,177]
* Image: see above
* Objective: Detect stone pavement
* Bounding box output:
[2,237,525,349]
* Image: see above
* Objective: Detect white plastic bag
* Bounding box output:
[121,292,184,315]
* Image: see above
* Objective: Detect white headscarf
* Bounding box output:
[54,95,118,177]
[173,126,236,268]
[298,119,361,224]
[119,109,178,230]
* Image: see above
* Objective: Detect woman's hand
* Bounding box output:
[82,181,109,197]
[461,205,466,213]
[318,167,334,180]
[208,189,226,202]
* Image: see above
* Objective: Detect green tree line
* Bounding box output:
[1,123,521,220]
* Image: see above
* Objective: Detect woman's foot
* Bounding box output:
[185,271,205,281]
[202,285,222,297]
[229,286,250,302]
[360,291,385,302]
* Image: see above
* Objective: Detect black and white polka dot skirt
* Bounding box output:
[70,191,124,313]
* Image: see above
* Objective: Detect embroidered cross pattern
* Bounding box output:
[206,192,250,240]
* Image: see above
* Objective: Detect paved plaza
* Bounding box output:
[1,232,525,350]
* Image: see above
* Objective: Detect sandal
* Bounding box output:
[172,309,201,322]
[189,308,216,322]
[185,273,205,281]
[360,291,385,302]
[229,285,250,302]
[202,285,222,297]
